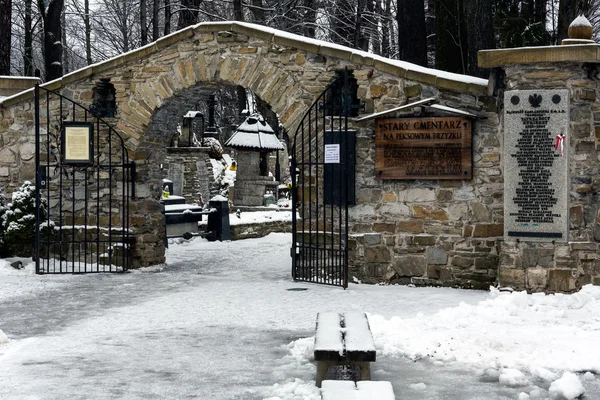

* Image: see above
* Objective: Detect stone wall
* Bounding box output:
[347,90,502,288]
[165,146,217,203]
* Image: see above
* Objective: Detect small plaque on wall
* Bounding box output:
[375,117,472,180]
[62,122,94,165]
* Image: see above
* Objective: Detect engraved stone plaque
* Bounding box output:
[504,89,569,242]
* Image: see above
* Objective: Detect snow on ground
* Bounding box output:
[0,233,598,400]
[229,209,293,226]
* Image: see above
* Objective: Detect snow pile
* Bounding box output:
[548,372,585,399]
[0,259,34,276]
[364,285,600,396]
[0,329,8,345]
[210,158,225,179]
[499,368,529,387]
[263,378,320,400]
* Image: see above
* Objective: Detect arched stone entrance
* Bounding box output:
[0,22,487,269]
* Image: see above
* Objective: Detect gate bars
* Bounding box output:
[291,70,351,288]
[34,84,135,274]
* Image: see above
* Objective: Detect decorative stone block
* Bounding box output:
[498,267,526,290]
[364,246,391,263]
[548,269,578,292]
[392,255,427,277]
[426,247,448,265]
[363,233,382,245]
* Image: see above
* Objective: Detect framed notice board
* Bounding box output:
[375,117,472,180]
[61,122,94,165]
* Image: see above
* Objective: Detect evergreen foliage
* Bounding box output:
[0,181,48,257]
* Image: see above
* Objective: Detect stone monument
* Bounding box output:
[225,114,284,206]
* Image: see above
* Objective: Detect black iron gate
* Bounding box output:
[291,70,356,288]
[34,85,135,274]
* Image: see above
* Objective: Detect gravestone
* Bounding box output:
[504,89,569,242]
[168,163,184,196]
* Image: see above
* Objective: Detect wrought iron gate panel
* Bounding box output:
[291,70,352,288]
[35,85,134,274]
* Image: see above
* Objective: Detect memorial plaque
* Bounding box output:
[375,117,472,180]
[504,89,569,242]
[62,122,93,165]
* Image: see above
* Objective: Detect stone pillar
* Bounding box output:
[479,24,600,292]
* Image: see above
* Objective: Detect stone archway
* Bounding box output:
[0,22,488,268]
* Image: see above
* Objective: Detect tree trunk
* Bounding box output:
[178,0,200,29]
[140,0,148,45]
[465,0,493,77]
[426,0,436,66]
[233,0,243,21]
[397,0,428,66]
[435,0,466,73]
[0,0,11,75]
[354,0,365,50]
[84,0,92,65]
[303,0,316,37]
[38,0,65,81]
[61,9,69,73]
[24,0,33,76]
[152,0,160,41]
[164,0,171,35]
[249,0,264,22]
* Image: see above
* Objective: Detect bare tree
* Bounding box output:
[152,0,159,41]
[177,0,200,29]
[164,0,171,35]
[140,0,147,45]
[0,0,11,74]
[465,0,494,77]
[37,0,65,81]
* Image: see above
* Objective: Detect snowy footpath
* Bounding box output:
[0,233,599,400]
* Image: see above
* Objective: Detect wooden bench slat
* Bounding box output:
[344,312,376,362]
[314,312,344,361]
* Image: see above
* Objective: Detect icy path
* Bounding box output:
[0,233,598,399]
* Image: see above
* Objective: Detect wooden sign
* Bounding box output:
[375,117,472,180]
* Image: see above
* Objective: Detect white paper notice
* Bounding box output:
[324,144,340,164]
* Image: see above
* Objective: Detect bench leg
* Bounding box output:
[357,362,371,381]
[316,361,331,388]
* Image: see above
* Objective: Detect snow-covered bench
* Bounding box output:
[320,380,395,400]
[314,311,376,388]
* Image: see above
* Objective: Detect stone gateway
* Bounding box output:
[0,21,599,293]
